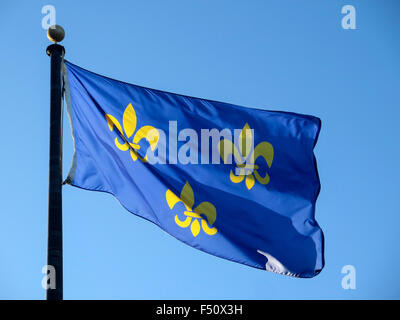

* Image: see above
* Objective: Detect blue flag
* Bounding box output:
[63,60,324,278]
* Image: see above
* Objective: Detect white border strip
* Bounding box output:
[62,61,77,185]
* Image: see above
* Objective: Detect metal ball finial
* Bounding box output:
[47,25,65,43]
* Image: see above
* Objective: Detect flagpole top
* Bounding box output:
[47,25,65,43]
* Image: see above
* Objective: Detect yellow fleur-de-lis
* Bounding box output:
[166,182,217,237]
[105,103,159,162]
[218,123,274,190]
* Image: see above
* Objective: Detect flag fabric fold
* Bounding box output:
[63,60,324,277]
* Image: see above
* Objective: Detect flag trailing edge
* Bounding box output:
[62,60,324,278]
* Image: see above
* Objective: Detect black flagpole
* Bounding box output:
[46,25,65,300]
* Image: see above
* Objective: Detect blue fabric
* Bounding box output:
[63,60,324,278]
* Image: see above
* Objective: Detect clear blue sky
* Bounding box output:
[0,0,399,299]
